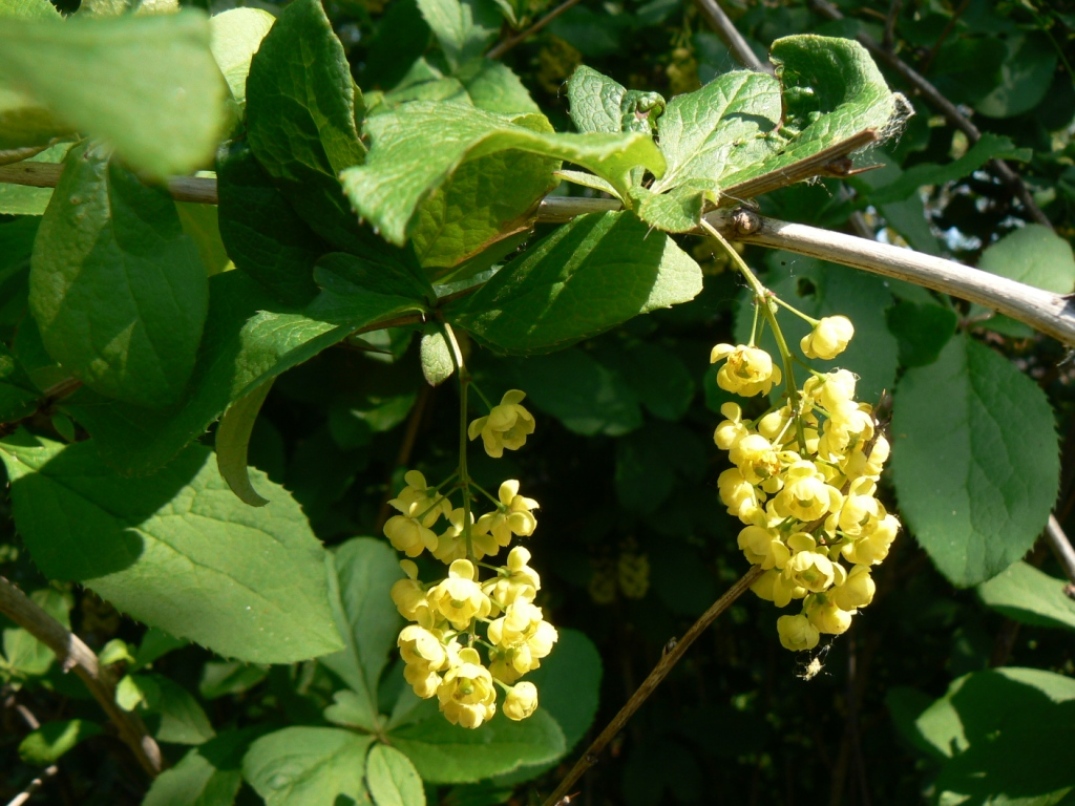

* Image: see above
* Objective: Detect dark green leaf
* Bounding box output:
[134,673,216,745]
[243,727,374,806]
[885,301,958,368]
[0,436,344,663]
[18,719,102,765]
[891,335,1060,587]
[245,0,368,251]
[974,33,1056,118]
[216,140,327,305]
[367,743,426,806]
[977,562,1075,632]
[30,143,208,408]
[60,269,422,475]
[615,421,705,514]
[216,379,273,507]
[142,729,255,806]
[448,212,702,354]
[320,538,405,733]
[342,104,665,243]
[389,708,565,784]
[0,11,228,176]
[0,343,38,423]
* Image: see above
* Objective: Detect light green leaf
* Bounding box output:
[0,435,344,663]
[243,727,374,806]
[216,140,328,305]
[245,0,367,251]
[1,587,72,678]
[19,719,102,765]
[134,673,216,745]
[320,538,406,733]
[566,65,628,134]
[650,70,780,194]
[630,181,713,233]
[142,729,253,806]
[977,562,1075,632]
[890,335,1060,587]
[216,380,274,507]
[389,708,565,784]
[458,60,540,115]
[0,0,63,21]
[416,0,498,71]
[420,326,455,386]
[0,11,228,176]
[342,103,666,244]
[209,8,275,111]
[410,116,559,271]
[0,142,71,216]
[367,743,426,806]
[30,143,208,408]
[60,269,423,475]
[978,225,1075,294]
[913,669,1075,805]
[446,212,702,354]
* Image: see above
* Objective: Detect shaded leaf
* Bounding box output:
[143,729,256,806]
[977,561,1075,632]
[216,380,274,507]
[243,727,374,806]
[367,743,426,806]
[19,719,102,765]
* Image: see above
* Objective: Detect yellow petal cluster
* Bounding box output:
[800,315,854,360]
[711,341,900,652]
[468,390,536,458]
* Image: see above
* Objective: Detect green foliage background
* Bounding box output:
[2,0,1075,804]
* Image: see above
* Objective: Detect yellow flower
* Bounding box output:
[777,613,820,651]
[841,514,899,565]
[801,315,854,360]
[714,402,749,451]
[475,480,539,551]
[483,546,541,612]
[729,434,781,485]
[805,597,853,634]
[398,625,448,672]
[468,390,536,458]
[427,559,492,630]
[503,681,539,721]
[751,569,806,608]
[388,470,451,528]
[737,525,790,570]
[783,550,836,593]
[773,461,843,522]
[711,344,782,397]
[383,514,439,558]
[717,467,764,523]
[432,508,473,564]
[390,561,434,626]
[437,648,497,728]
[831,565,876,611]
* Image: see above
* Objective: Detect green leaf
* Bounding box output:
[0,0,63,21]
[0,142,71,216]
[458,60,540,116]
[389,708,565,784]
[416,0,498,71]
[977,562,1075,632]
[143,729,254,806]
[0,343,38,423]
[866,134,1022,205]
[512,348,642,437]
[209,8,276,111]
[420,326,455,386]
[19,719,102,765]
[599,342,695,421]
[0,436,344,663]
[342,104,666,244]
[978,224,1075,294]
[410,115,559,271]
[1,587,72,679]
[885,301,958,368]
[245,0,367,251]
[134,673,216,745]
[650,70,780,195]
[912,669,1075,804]
[216,380,274,507]
[243,727,374,806]
[447,212,702,354]
[60,269,423,475]
[320,538,406,733]
[566,65,629,134]
[890,335,1060,587]
[30,143,208,408]
[307,252,433,325]
[0,11,228,177]
[615,421,705,515]
[216,140,328,305]
[367,743,426,806]
[974,33,1056,118]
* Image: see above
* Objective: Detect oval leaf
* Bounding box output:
[977,561,1075,631]
[243,727,374,806]
[367,743,425,806]
[891,335,1060,587]
[216,379,274,507]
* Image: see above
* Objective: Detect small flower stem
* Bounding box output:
[770,294,820,326]
[701,219,808,450]
[442,324,474,563]
[470,382,494,411]
[542,565,764,806]
[471,480,503,509]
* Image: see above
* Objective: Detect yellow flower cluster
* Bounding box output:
[385,390,556,727]
[711,321,898,652]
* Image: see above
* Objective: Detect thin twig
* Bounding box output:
[542,565,764,806]
[6,700,60,806]
[0,162,217,204]
[0,576,162,777]
[693,0,771,73]
[486,0,584,60]
[711,210,1075,346]
[809,0,1050,228]
[1046,515,1075,587]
